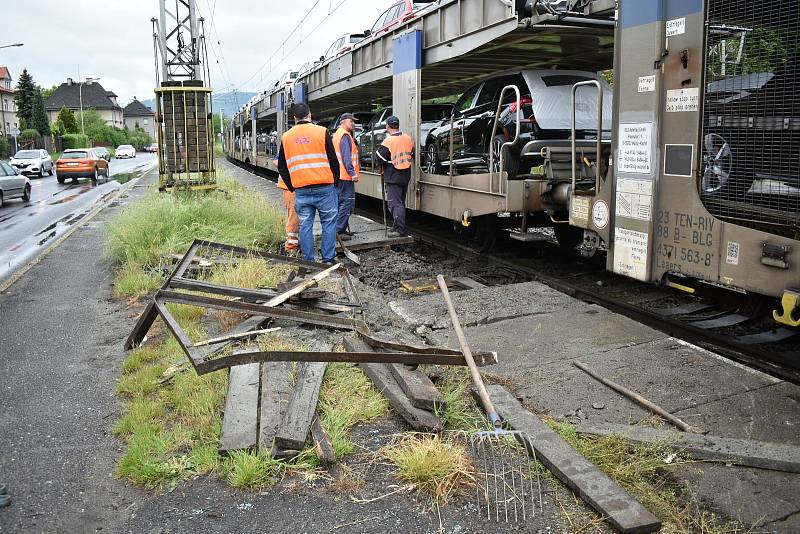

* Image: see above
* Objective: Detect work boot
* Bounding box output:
[387,230,402,238]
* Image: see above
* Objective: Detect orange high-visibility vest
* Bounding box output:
[332,127,360,181]
[381,132,413,170]
[281,123,335,188]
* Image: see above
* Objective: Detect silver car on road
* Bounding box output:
[0,160,32,208]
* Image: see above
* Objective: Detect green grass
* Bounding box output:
[433,368,483,431]
[106,170,284,271]
[384,435,472,506]
[548,421,748,533]
[318,363,389,457]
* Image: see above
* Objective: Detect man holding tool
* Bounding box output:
[375,115,413,237]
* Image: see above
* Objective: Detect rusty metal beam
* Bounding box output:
[157,290,367,331]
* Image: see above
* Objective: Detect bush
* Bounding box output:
[62,133,90,149]
[19,128,40,141]
[0,136,8,158]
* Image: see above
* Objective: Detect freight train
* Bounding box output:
[226,0,800,328]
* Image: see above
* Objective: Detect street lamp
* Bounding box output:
[0,43,23,50]
[79,76,101,137]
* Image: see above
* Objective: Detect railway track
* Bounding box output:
[231,157,800,384]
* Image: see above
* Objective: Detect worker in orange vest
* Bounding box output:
[274,158,299,255]
[277,102,341,263]
[375,116,414,237]
[332,113,360,241]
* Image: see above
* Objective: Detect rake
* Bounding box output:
[437,275,543,522]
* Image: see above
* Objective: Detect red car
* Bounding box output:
[145,143,159,153]
[366,1,437,38]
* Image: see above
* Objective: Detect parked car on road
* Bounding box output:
[9,149,54,177]
[115,145,136,159]
[423,70,612,178]
[0,160,32,207]
[56,149,110,184]
[356,104,453,168]
[145,143,159,153]
[94,146,111,162]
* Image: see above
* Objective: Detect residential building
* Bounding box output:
[123,98,156,139]
[45,78,123,129]
[0,66,20,136]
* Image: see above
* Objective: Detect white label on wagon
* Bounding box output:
[613,228,649,281]
[666,17,686,37]
[666,88,699,112]
[638,75,656,93]
[571,195,590,221]
[618,122,653,174]
[726,241,740,266]
[616,178,653,222]
[592,200,609,229]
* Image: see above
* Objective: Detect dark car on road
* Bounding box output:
[94,146,111,162]
[357,104,453,169]
[56,149,110,184]
[0,160,32,207]
[423,70,612,178]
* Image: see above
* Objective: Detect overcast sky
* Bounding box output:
[1,0,385,107]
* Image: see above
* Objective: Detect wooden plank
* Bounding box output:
[311,417,336,463]
[486,385,661,534]
[258,361,293,454]
[263,263,341,308]
[389,364,445,412]
[124,301,159,350]
[194,327,281,347]
[344,337,441,432]
[451,276,486,290]
[274,362,327,451]
[576,421,800,474]
[219,363,261,454]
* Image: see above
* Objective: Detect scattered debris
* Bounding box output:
[194,327,281,347]
[487,385,662,534]
[576,421,800,474]
[310,417,336,463]
[573,360,704,434]
[437,274,541,523]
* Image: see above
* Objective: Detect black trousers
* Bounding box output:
[385,182,408,233]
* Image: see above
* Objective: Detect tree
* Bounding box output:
[56,107,79,134]
[75,108,107,141]
[13,69,37,130]
[41,85,59,102]
[13,70,50,137]
[31,88,50,135]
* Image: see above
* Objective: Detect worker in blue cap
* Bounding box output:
[375,115,414,237]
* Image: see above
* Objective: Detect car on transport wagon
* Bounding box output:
[423,70,613,179]
[362,1,438,40]
[9,149,54,177]
[56,149,110,184]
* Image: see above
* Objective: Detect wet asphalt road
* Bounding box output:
[0,153,157,285]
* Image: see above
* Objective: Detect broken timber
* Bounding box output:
[219,363,261,454]
[389,363,445,411]
[311,417,336,463]
[577,421,800,474]
[487,385,661,534]
[274,362,328,453]
[344,337,441,432]
[259,361,293,454]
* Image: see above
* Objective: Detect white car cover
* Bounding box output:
[521,70,613,132]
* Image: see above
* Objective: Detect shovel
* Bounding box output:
[436,275,542,522]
